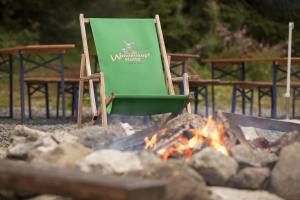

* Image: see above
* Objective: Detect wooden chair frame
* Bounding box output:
[77,13,191,128]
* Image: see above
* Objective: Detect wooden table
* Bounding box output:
[168,53,200,77]
[202,57,300,118]
[0,44,75,122]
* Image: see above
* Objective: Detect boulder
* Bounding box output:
[208,186,284,200]
[31,142,91,168]
[189,147,238,186]
[8,141,41,159]
[128,161,209,200]
[137,151,162,166]
[229,167,270,189]
[76,149,143,174]
[231,144,278,167]
[271,142,300,200]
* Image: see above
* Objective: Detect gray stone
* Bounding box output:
[128,161,209,200]
[208,186,284,200]
[137,151,162,166]
[229,167,270,189]
[189,147,238,186]
[76,149,143,174]
[271,142,300,200]
[31,142,91,168]
[231,144,278,167]
[7,141,41,159]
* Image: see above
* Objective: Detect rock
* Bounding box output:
[13,125,47,140]
[208,186,284,200]
[31,142,91,168]
[76,149,143,174]
[231,144,278,167]
[269,131,300,153]
[229,167,270,189]
[27,195,71,200]
[128,161,209,200]
[137,151,162,166]
[271,142,300,200]
[50,131,78,144]
[75,126,124,149]
[189,147,238,186]
[8,141,41,159]
[0,147,7,159]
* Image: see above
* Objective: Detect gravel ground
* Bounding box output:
[0,107,155,148]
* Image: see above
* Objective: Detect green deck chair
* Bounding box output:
[77,14,191,127]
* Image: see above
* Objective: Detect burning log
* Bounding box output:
[216,111,253,150]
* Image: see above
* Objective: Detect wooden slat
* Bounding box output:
[77,54,86,128]
[79,13,97,116]
[168,53,200,62]
[155,15,175,95]
[202,57,300,65]
[0,160,165,200]
[100,72,108,127]
[0,44,75,55]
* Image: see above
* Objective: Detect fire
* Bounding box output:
[144,116,229,160]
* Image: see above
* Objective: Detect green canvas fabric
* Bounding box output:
[89,18,187,115]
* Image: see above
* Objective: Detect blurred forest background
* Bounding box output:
[1,0,300,80]
[1,0,300,114]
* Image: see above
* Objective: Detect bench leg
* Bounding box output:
[292,88,296,118]
[241,88,246,115]
[45,83,50,119]
[56,83,60,118]
[71,84,75,117]
[193,88,199,114]
[204,86,209,117]
[27,83,32,119]
[250,89,254,116]
[258,88,262,117]
[231,85,237,113]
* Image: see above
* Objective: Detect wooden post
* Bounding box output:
[183,73,191,113]
[155,15,175,95]
[77,54,85,128]
[79,13,97,117]
[100,72,108,127]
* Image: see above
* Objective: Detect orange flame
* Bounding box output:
[144,116,229,160]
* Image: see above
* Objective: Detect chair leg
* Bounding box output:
[56,83,60,118]
[27,83,32,119]
[231,85,237,113]
[99,73,107,127]
[45,83,50,119]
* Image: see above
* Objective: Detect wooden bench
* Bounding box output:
[231,81,300,117]
[173,75,220,116]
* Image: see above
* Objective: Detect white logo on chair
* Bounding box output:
[110,40,150,63]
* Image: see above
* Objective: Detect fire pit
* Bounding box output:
[0,112,300,200]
